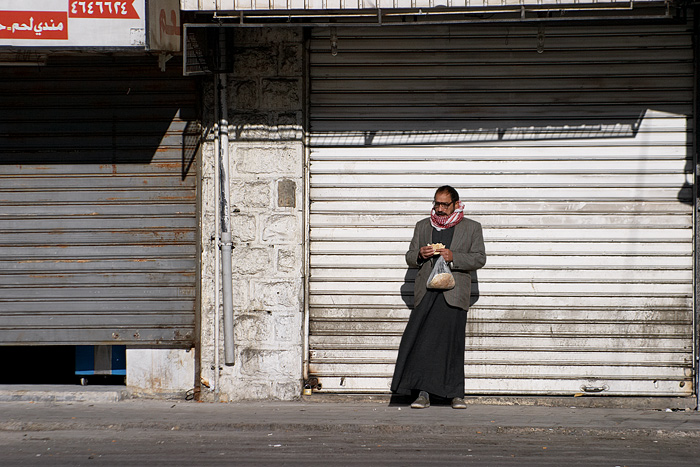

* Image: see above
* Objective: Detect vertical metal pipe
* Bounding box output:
[219,72,235,366]
[692,8,699,411]
[302,130,311,381]
[213,76,221,393]
[302,32,311,382]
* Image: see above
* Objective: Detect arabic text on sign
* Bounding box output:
[0,11,68,40]
[70,1,139,19]
[159,9,180,37]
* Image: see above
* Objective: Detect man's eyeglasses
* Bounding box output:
[433,201,454,209]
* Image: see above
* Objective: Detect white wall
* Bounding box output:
[127,349,196,397]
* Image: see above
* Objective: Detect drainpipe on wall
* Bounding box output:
[302,35,311,382]
[693,8,699,411]
[218,72,235,366]
[213,77,221,393]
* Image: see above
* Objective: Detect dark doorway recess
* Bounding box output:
[0,346,124,385]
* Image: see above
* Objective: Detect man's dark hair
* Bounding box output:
[435,185,459,203]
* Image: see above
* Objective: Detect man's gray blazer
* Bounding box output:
[405,217,487,311]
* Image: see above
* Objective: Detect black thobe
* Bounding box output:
[390,226,467,399]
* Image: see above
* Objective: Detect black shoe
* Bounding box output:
[451,397,467,409]
[411,395,430,409]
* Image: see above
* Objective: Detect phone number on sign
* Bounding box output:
[70,1,139,19]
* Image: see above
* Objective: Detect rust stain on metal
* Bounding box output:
[19,259,91,264]
[20,259,93,263]
[153,162,180,169]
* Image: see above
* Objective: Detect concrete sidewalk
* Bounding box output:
[0,385,131,403]
[1,387,699,439]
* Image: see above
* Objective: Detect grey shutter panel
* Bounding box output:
[0,55,198,347]
[307,22,694,396]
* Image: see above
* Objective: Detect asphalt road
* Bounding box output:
[2,425,698,466]
[1,398,699,466]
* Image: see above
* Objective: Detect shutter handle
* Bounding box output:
[580,384,609,393]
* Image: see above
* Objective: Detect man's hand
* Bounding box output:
[438,248,453,262]
[419,245,435,259]
[420,246,453,262]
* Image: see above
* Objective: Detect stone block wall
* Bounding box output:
[200,27,305,401]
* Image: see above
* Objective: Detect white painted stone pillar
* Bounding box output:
[200,27,305,401]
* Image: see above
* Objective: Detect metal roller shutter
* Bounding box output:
[307,22,695,396]
[0,55,198,347]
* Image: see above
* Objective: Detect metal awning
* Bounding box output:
[181,0,679,25]
[182,0,669,10]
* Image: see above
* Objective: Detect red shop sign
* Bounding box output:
[0,11,69,40]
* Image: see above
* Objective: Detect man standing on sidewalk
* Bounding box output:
[391,185,486,409]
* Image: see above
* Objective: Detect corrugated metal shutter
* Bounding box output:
[0,55,198,347]
[307,23,695,396]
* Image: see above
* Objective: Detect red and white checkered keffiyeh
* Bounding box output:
[430,201,465,231]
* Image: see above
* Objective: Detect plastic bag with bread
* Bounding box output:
[426,256,455,290]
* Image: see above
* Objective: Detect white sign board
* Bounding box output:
[148,0,179,52]
[0,0,146,47]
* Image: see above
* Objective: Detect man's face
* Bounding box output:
[433,191,456,217]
